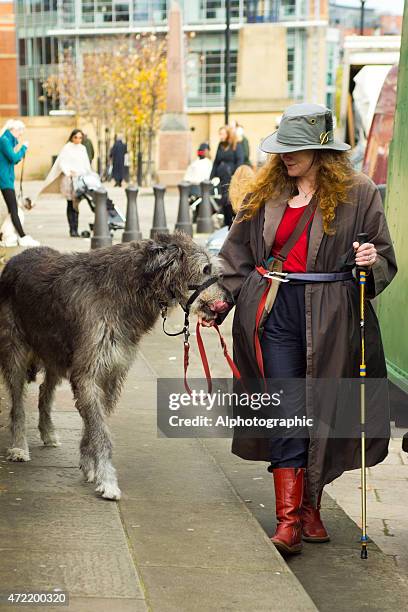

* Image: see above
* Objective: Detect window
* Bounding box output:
[83,1,95,23]
[134,1,167,23]
[200,0,240,21]
[34,38,44,65]
[281,0,296,18]
[187,47,238,107]
[45,37,52,64]
[20,80,28,116]
[96,1,113,23]
[31,0,42,12]
[246,0,279,23]
[19,40,26,66]
[114,2,130,21]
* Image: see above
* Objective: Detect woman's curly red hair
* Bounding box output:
[239,151,356,234]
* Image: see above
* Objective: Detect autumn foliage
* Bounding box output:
[43,35,167,184]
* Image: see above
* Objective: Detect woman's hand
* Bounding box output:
[353,241,377,268]
[198,315,216,328]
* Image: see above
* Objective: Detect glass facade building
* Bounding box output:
[15,0,330,115]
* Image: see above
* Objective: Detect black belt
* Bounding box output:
[286,271,354,283]
[260,270,354,283]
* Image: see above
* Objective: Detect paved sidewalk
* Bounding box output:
[1,184,408,610]
[0,186,317,612]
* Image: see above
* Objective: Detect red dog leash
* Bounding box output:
[183,322,242,395]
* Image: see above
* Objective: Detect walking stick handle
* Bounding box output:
[357,232,369,246]
[356,233,369,271]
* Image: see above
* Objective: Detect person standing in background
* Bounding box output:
[33,129,91,237]
[183,143,212,197]
[0,119,39,247]
[110,135,127,187]
[210,126,244,227]
[82,133,95,165]
[236,124,251,166]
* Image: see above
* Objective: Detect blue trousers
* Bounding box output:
[260,282,309,469]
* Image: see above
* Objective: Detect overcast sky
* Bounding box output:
[335,0,405,14]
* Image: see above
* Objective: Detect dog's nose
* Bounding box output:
[209,300,229,313]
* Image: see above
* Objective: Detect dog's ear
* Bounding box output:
[143,241,183,278]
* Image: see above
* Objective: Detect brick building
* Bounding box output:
[0,0,19,117]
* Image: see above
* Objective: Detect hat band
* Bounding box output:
[276,130,333,147]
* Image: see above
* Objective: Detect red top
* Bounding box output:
[271,204,315,273]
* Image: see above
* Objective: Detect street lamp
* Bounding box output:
[360,0,366,35]
[224,0,231,125]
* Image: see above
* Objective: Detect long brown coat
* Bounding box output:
[218,172,397,504]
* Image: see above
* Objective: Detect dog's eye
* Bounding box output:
[203,264,212,275]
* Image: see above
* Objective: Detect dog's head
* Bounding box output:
[143,232,232,322]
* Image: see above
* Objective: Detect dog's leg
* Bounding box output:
[78,418,95,484]
[38,370,61,447]
[72,377,121,500]
[5,367,30,462]
[0,306,30,461]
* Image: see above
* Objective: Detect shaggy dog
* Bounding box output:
[0,232,230,499]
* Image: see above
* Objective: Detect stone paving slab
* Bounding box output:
[0,351,316,612]
[202,438,408,611]
[138,566,314,612]
[0,598,146,612]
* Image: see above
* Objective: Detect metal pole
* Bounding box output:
[137,127,143,186]
[360,0,366,35]
[224,0,231,125]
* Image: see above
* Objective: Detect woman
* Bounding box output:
[210,126,244,227]
[109,134,127,187]
[33,129,91,237]
[203,103,397,555]
[0,119,39,247]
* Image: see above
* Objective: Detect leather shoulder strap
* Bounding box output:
[274,195,317,262]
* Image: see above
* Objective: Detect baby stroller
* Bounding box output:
[73,173,126,234]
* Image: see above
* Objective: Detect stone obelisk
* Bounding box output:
[157,1,192,187]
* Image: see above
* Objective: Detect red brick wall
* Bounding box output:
[0,2,19,117]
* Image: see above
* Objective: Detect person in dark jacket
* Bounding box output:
[210,126,244,227]
[110,135,127,187]
[200,103,397,556]
[82,133,95,164]
[0,119,39,247]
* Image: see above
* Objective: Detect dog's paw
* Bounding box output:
[79,457,95,483]
[95,482,121,501]
[80,466,95,483]
[7,447,30,462]
[42,433,61,447]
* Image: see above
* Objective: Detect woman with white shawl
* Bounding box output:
[35,129,91,237]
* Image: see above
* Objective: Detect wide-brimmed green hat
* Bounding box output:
[260,103,351,154]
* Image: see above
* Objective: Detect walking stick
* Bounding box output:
[357,232,369,559]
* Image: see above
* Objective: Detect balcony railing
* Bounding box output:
[47,1,309,30]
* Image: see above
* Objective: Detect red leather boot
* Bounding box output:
[271,468,304,554]
[301,478,330,543]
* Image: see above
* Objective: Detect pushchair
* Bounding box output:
[73,173,126,234]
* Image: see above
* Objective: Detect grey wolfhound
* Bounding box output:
[0,232,230,500]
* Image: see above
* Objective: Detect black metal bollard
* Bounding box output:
[150,184,169,239]
[122,185,142,242]
[175,181,193,236]
[378,184,386,205]
[91,188,112,250]
[196,180,214,234]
